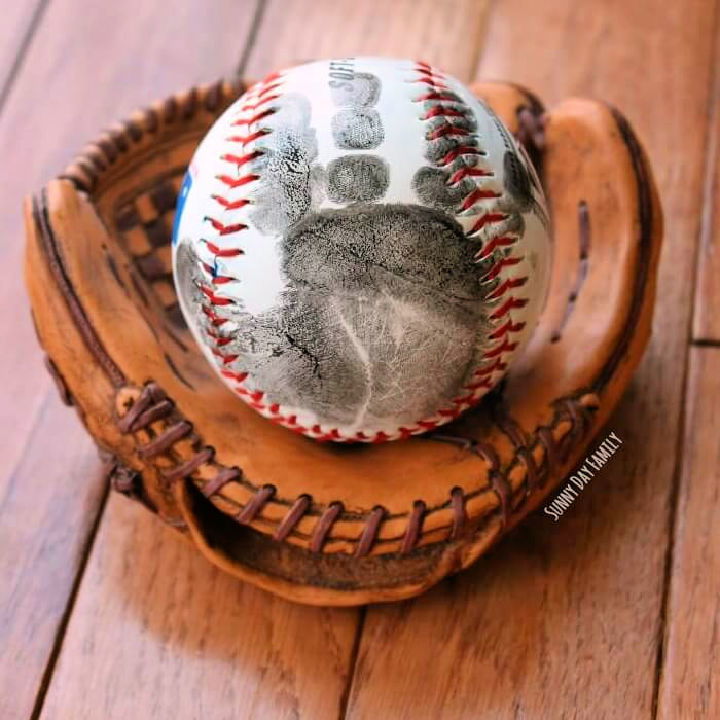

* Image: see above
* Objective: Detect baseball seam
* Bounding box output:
[411,60,530,412]
[197,62,530,443]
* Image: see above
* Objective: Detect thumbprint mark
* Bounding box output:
[327,155,390,203]
[332,108,384,149]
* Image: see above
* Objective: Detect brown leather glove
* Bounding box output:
[25,78,661,606]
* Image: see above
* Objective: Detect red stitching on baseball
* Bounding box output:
[231,108,277,126]
[220,149,264,166]
[459,187,502,211]
[487,276,528,300]
[415,63,444,76]
[258,71,282,85]
[463,377,493,391]
[202,306,228,326]
[448,166,493,184]
[241,94,281,111]
[311,424,342,441]
[482,336,518,358]
[408,61,531,428]
[192,63,535,443]
[211,348,238,364]
[468,213,508,234]
[215,173,259,189]
[226,62,534,442]
[202,240,243,257]
[476,236,515,258]
[201,264,236,285]
[480,255,523,281]
[198,76,288,384]
[410,77,448,88]
[489,318,526,339]
[412,64,448,86]
[474,358,507,376]
[427,124,469,140]
[438,407,462,419]
[211,194,251,210]
[220,369,248,382]
[199,285,234,305]
[238,388,264,403]
[226,129,270,145]
[439,146,485,165]
[204,217,248,235]
[490,296,529,320]
[422,106,466,119]
[416,91,460,102]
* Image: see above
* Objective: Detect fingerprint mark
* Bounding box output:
[503,150,549,228]
[503,151,533,210]
[247,94,321,236]
[412,166,470,212]
[221,203,495,428]
[329,71,382,107]
[332,108,384,149]
[327,155,390,203]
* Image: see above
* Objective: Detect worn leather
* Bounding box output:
[24,78,662,606]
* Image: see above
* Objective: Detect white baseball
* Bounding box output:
[172,57,551,442]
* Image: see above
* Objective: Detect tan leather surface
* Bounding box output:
[24,79,661,604]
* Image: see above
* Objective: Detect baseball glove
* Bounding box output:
[24,77,662,606]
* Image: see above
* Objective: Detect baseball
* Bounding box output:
[172,57,551,442]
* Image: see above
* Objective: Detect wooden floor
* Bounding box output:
[1,1,719,717]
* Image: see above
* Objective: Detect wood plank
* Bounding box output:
[0,2,261,717]
[32,2,492,718]
[347,1,718,717]
[39,494,358,720]
[244,0,491,81]
[0,392,105,720]
[0,0,46,106]
[657,347,720,718]
[693,15,720,342]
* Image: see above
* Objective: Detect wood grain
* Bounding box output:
[0,392,105,719]
[657,347,720,719]
[347,1,719,717]
[32,2,493,717]
[5,1,717,718]
[39,494,358,720]
[244,0,490,82]
[693,14,720,342]
[0,1,260,717]
[0,0,46,105]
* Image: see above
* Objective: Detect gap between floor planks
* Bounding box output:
[343,1,720,718]
[0,1,264,718]
[29,2,493,719]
